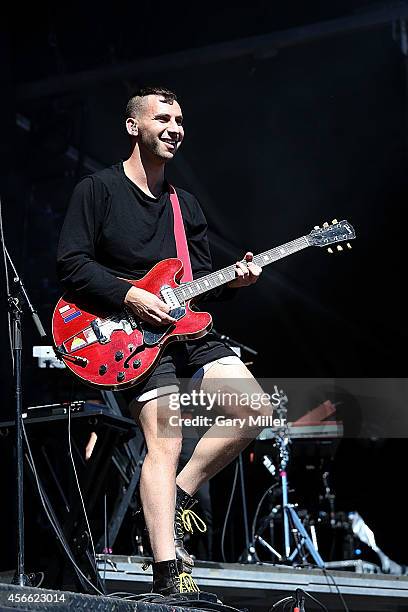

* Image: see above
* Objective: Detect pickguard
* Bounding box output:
[141,306,186,346]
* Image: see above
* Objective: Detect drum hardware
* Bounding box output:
[254,391,325,568]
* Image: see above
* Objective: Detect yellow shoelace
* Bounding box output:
[181,509,207,534]
[179,572,200,593]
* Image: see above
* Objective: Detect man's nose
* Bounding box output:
[168,120,182,138]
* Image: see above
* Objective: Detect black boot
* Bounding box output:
[134,483,207,573]
[152,559,200,595]
[175,485,207,573]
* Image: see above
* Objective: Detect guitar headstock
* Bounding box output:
[308,219,356,253]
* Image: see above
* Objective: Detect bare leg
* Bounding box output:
[177,361,272,495]
[130,396,182,562]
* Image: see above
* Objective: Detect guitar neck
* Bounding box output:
[173,235,310,302]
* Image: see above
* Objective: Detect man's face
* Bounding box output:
[136,95,184,162]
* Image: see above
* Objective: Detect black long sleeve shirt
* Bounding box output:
[57,162,231,310]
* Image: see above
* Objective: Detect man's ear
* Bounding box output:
[126,118,138,136]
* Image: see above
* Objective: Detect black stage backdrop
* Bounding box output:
[1,1,407,575]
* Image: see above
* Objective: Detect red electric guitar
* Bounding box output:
[52,220,355,390]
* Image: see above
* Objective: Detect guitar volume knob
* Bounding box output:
[132,359,142,369]
[115,351,124,361]
[117,372,125,382]
[99,364,108,375]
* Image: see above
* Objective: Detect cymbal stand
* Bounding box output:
[256,392,325,568]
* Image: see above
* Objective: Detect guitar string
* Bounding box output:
[173,236,310,304]
[63,230,351,361]
[68,234,341,336]
[173,227,352,304]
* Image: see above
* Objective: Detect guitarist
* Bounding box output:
[57,86,272,596]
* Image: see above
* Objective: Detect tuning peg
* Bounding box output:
[314,225,320,230]
[327,247,333,254]
[332,218,338,224]
[347,242,352,249]
[337,245,343,251]
[323,222,329,228]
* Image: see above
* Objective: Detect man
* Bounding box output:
[57,86,273,596]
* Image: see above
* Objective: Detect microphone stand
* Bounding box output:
[0,196,46,587]
[210,327,258,357]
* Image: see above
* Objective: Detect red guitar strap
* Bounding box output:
[169,184,193,282]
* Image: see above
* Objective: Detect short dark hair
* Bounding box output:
[125,86,178,119]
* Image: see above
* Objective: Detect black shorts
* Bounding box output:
[122,336,239,403]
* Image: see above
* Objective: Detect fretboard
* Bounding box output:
[173,235,310,303]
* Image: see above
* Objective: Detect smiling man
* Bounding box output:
[57,86,270,597]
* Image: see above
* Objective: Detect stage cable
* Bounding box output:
[221,458,239,563]
[284,563,349,611]
[251,483,349,610]
[297,588,328,611]
[251,482,278,546]
[107,591,244,611]
[304,563,349,612]
[270,588,328,611]
[22,421,105,596]
[253,495,349,611]
[67,402,97,563]
[321,567,349,612]
[66,377,104,593]
[102,493,108,590]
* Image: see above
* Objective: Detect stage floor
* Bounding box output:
[1,558,408,611]
[97,555,408,612]
[0,581,203,611]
